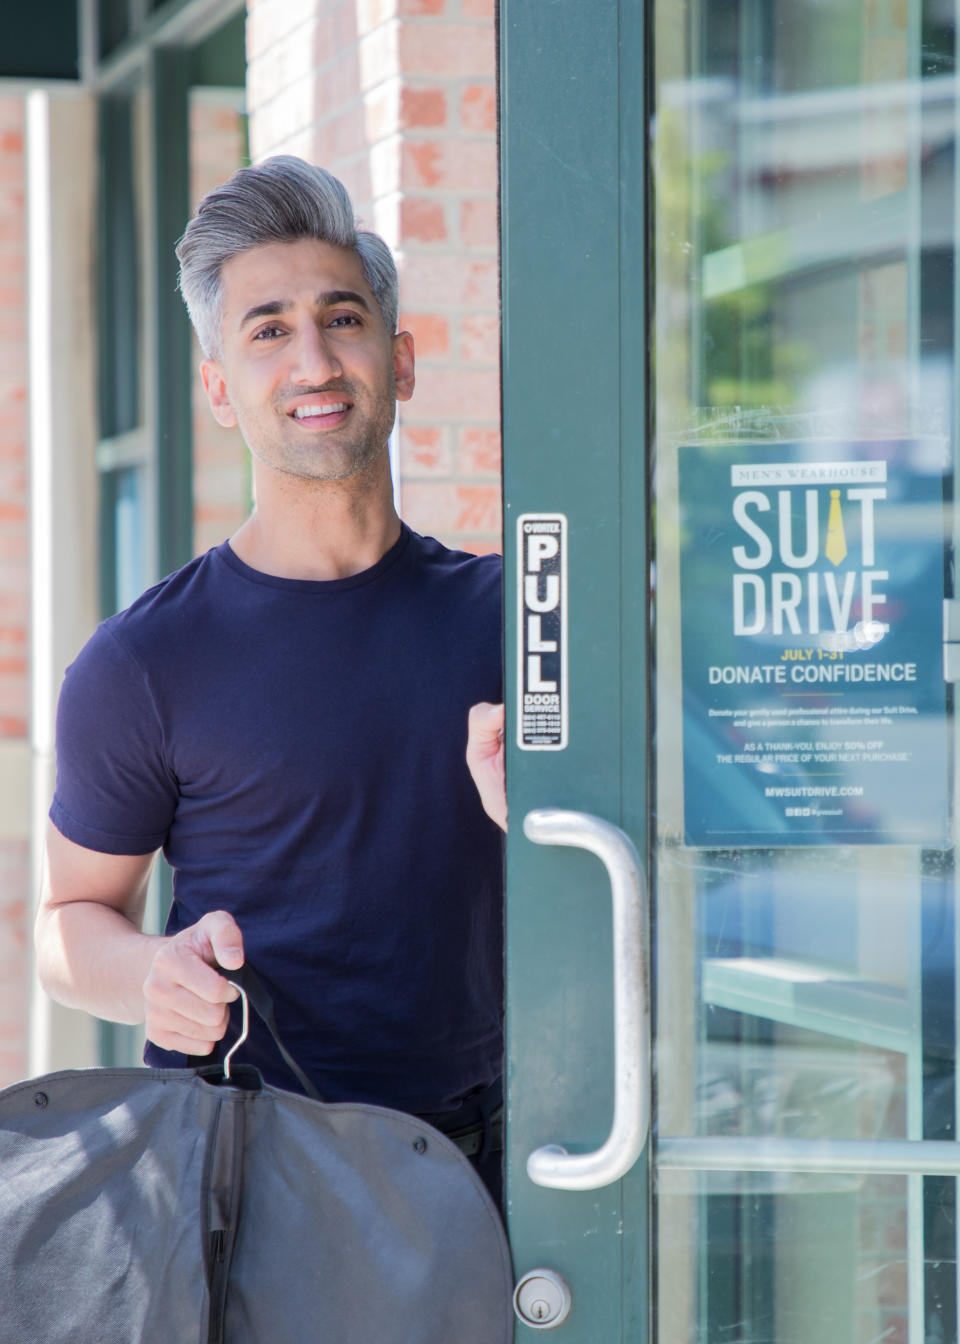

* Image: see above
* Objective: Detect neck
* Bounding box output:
[229,455,402,581]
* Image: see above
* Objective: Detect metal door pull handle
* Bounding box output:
[523,808,649,1190]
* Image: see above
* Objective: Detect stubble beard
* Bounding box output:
[242,374,398,484]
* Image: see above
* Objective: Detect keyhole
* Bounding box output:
[513,1268,572,1329]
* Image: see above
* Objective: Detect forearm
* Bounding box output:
[39,827,242,1052]
[35,900,166,1025]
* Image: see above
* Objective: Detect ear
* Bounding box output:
[200,359,238,428]
[392,331,416,403]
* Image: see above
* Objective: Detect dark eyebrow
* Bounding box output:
[317,289,371,312]
[237,290,371,333]
[238,300,288,332]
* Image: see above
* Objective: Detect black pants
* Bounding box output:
[418,1077,504,1217]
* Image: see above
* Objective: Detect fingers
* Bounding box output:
[467,701,505,752]
[143,910,244,1054]
[466,703,506,780]
[466,702,508,832]
[193,909,245,973]
[143,993,232,1056]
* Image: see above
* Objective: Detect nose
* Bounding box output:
[291,321,343,385]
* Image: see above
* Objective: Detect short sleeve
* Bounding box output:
[49,624,179,855]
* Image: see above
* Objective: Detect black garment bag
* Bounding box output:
[0,966,513,1343]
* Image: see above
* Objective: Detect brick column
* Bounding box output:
[0,95,31,1087]
[246,0,501,554]
[0,99,29,743]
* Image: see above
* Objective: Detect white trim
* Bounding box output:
[658,1135,960,1178]
[0,78,81,95]
[27,88,100,1076]
[27,92,53,762]
[26,90,54,1078]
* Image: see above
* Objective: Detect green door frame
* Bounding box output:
[152,43,194,579]
[500,0,650,1337]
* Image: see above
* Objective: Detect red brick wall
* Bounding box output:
[0,99,28,740]
[245,0,502,555]
[0,94,30,1087]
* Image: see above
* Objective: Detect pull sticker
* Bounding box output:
[517,513,568,750]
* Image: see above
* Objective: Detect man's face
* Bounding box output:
[200,238,414,482]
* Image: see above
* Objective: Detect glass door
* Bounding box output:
[500,0,960,1340]
[653,2,958,1342]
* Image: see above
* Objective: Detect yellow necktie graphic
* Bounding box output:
[824,489,847,565]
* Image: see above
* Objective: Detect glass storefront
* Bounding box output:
[652,2,958,1341]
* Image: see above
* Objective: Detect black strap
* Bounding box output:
[216,962,322,1102]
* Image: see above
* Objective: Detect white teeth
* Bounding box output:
[293,403,348,419]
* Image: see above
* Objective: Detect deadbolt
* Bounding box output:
[513,1269,572,1329]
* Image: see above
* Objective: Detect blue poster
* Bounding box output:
[679,440,948,847]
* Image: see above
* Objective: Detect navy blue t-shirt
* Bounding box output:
[51,525,504,1114]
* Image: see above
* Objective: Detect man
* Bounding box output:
[35,157,506,1198]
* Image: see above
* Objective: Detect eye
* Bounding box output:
[252,324,285,341]
[329,313,363,328]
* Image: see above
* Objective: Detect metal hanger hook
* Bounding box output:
[222,980,249,1082]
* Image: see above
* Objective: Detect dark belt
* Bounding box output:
[418,1078,504,1162]
[442,1103,504,1159]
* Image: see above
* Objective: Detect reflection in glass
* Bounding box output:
[658,1172,954,1344]
[651,1,957,1341]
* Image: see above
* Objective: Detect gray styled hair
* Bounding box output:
[176,156,399,358]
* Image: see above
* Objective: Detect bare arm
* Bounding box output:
[466,702,507,832]
[36,822,244,1055]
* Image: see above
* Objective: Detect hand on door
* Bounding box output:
[466,702,507,831]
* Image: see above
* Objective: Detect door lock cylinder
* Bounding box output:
[513,1268,572,1329]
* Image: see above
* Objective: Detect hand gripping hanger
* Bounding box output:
[212,964,321,1100]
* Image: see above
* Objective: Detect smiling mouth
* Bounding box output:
[292,402,350,420]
